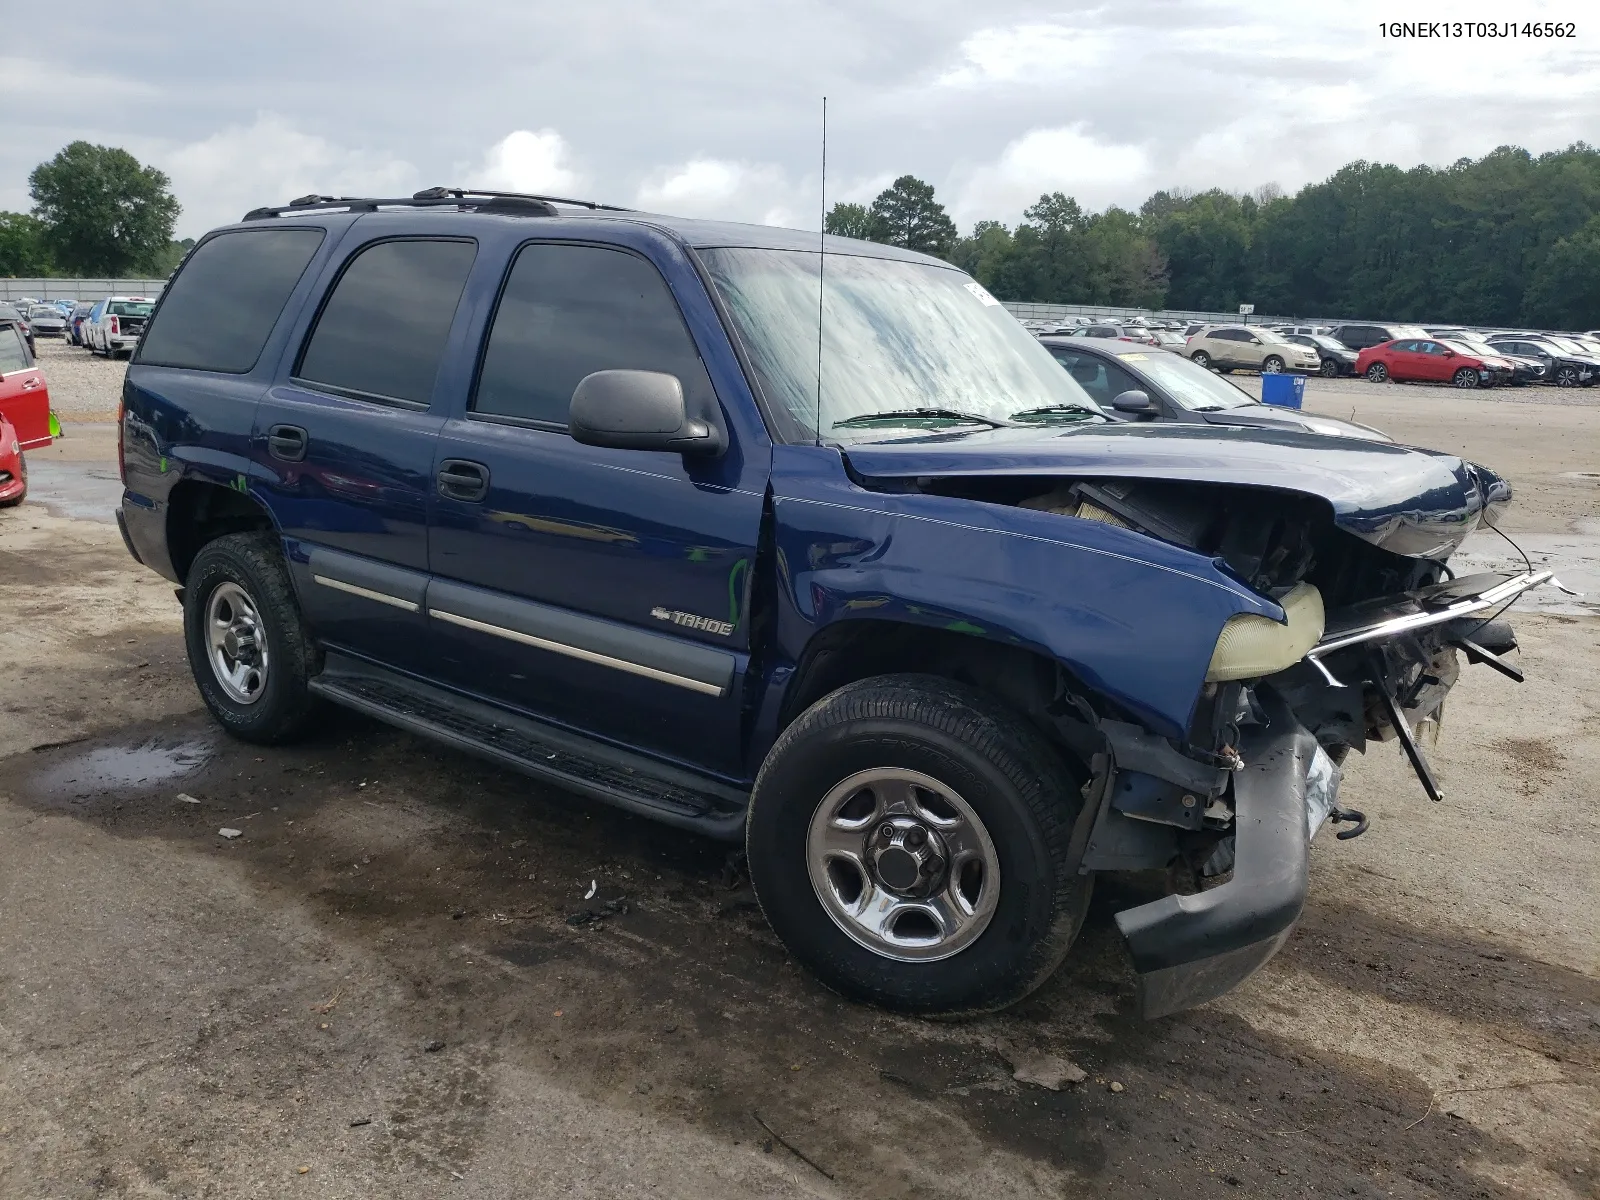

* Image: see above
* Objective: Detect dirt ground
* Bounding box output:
[0,353,1596,1198]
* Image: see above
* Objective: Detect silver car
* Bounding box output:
[25,305,67,337]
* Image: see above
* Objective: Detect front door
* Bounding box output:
[254,235,478,674]
[428,239,767,780]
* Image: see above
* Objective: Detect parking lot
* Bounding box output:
[1,340,1597,1197]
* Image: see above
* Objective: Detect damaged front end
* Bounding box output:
[1056,472,1550,1017]
[844,438,1554,1018]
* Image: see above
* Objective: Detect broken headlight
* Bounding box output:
[1206,583,1326,682]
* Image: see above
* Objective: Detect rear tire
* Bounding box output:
[184,531,321,744]
[1190,350,1211,369]
[745,674,1093,1016]
[1365,362,1389,382]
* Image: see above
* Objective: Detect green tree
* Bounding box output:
[0,212,54,275]
[823,201,880,241]
[949,220,1017,291]
[1523,215,1600,328]
[868,176,957,257]
[29,141,181,275]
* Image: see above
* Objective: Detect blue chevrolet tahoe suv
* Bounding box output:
[116,188,1548,1018]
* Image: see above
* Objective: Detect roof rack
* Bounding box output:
[241,187,632,222]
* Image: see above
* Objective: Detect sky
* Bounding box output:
[3,0,1597,240]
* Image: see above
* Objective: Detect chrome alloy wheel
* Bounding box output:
[806,768,1001,962]
[205,581,269,705]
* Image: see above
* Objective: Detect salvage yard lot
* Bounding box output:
[0,347,1596,1197]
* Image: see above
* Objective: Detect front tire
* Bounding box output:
[1365,362,1389,382]
[745,675,1092,1015]
[184,532,321,744]
[1319,358,1339,378]
[1555,365,1578,388]
[1261,355,1284,374]
[1452,366,1480,389]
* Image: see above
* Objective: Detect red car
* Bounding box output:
[1355,337,1501,388]
[0,316,56,505]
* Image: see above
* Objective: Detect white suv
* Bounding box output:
[87,296,157,359]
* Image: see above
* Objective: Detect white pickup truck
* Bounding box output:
[87,296,157,359]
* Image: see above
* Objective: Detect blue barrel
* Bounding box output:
[1261,372,1306,409]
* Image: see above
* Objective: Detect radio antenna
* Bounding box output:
[815,95,827,447]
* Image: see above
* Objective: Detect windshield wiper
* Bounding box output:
[1008,404,1103,422]
[832,407,1018,429]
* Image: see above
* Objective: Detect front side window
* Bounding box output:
[702,248,1101,440]
[139,228,325,373]
[298,238,477,406]
[473,243,714,427]
[1117,350,1256,410]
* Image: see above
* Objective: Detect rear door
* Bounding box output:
[252,233,477,674]
[427,234,769,778]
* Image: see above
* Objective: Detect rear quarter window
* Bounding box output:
[136,228,326,373]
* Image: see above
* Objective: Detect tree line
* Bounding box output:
[8,139,1599,329]
[831,145,1600,329]
[1,142,188,278]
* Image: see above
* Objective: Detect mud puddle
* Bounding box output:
[30,733,214,801]
[19,458,124,523]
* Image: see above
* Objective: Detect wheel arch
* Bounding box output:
[165,478,278,584]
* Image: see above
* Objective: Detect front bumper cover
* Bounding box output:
[1114,692,1317,1019]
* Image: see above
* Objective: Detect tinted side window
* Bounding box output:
[474,243,713,426]
[0,325,29,373]
[298,239,476,406]
[1087,326,1118,338]
[1051,351,1110,401]
[138,229,325,372]
[1101,360,1141,398]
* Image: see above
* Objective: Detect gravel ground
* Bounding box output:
[31,336,127,422]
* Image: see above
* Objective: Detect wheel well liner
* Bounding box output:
[165,480,276,583]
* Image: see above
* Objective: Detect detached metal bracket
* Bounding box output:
[1452,637,1525,683]
[1369,652,1443,802]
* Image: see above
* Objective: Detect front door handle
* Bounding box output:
[268,424,308,462]
[437,459,489,502]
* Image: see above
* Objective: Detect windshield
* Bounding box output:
[1544,335,1591,355]
[109,301,155,317]
[1254,329,1291,344]
[28,306,58,318]
[701,248,1102,440]
[1114,349,1257,410]
[1309,335,1345,351]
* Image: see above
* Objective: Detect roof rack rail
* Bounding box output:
[241,187,631,222]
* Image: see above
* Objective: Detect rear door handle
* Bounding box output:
[268,424,308,462]
[437,459,489,502]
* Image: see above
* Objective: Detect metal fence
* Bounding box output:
[1,278,167,302]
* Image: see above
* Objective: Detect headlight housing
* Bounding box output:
[1206,583,1326,682]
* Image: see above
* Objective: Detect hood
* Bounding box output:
[840,422,1501,558]
[1198,405,1391,442]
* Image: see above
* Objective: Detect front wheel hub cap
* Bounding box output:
[807,768,1001,962]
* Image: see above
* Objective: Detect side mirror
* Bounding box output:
[1111,389,1157,416]
[1442,349,1456,357]
[569,370,722,456]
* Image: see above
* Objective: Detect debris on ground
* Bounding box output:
[583,879,597,900]
[217,828,242,840]
[1009,1052,1088,1091]
[567,896,631,927]
[1109,1081,1125,1094]
[422,1039,445,1053]
[349,1117,372,1128]
[175,793,201,804]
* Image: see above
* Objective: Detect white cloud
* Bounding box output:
[469,129,581,195]
[949,125,1154,228]
[160,114,417,237]
[634,158,802,225]
[935,24,1114,88]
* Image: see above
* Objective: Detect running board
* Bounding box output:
[309,653,749,840]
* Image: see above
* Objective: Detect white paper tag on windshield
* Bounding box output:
[963,281,1000,307]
